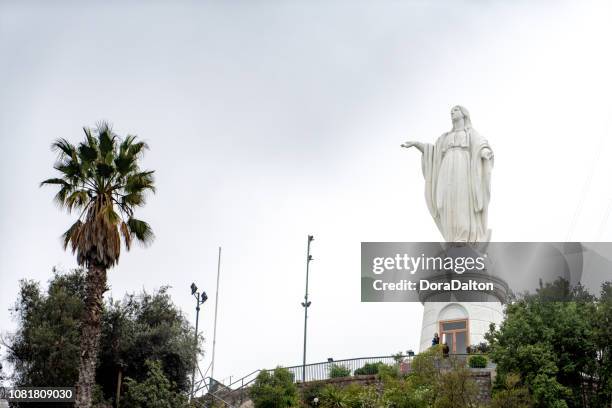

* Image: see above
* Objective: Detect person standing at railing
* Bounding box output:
[432,332,440,346]
[442,343,450,357]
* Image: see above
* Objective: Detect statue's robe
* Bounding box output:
[421,127,493,243]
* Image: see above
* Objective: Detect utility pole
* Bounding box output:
[190,283,208,401]
[210,247,222,383]
[301,235,314,383]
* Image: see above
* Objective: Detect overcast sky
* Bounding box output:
[1,0,612,386]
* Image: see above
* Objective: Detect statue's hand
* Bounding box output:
[481,148,493,161]
[401,141,424,153]
[401,141,421,148]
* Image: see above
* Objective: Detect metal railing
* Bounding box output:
[284,355,403,383]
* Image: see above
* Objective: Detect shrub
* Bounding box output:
[392,352,405,362]
[249,367,299,408]
[377,363,400,379]
[382,376,429,408]
[354,362,384,376]
[434,366,479,408]
[301,382,325,408]
[490,374,533,408]
[468,354,488,369]
[329,364,351,378]
[467,342,490,354]
[122,360,189,408]
[343,383,379,408]
[411,345,445,387]
[409,346,480,407]
[319,385,350,408]
[318,384,379,408]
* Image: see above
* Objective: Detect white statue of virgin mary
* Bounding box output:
[402,105,494,243]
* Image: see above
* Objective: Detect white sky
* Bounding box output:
[1,0,612,386]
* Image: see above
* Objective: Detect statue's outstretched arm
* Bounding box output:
[401,141,424,153]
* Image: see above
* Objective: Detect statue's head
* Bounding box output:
[450,105,472,128]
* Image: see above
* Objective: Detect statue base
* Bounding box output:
[419,301,504,353]
[417,244,506,353]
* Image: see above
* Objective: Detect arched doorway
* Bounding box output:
[437,303,469,354]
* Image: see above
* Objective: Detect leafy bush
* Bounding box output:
[354,362,384,376]
[490,373,533,408]
[301,382,325,408]
[314,377,430,408]
[301,352,480,408]
[343,383,379,408]
[329,364,351,378]
[249,367,299,408]
[377,363,400,380]
[122,360,189,408]
[468,354,488,368]
[318,384,379,408]
[411,345,445,387]
[433,366,479,408]
[382,376,429,408]
[467,342,490,354]
[392,352,406,362]
[319,385,350,408]
[408,345,480,407]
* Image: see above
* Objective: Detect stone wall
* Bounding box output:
[469,369,493,404]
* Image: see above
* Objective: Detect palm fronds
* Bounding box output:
[42,122,155,268]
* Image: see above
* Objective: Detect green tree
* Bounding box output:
[486,280,612,407]
[591,282,612,406]
[96,287,197,402]
[249,367,299,408]
[5,269,195,406]
[41,123,155,408]
[5,268,85,387]
[122,360,189,408]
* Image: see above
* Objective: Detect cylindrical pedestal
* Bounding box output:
[419,301,504,352]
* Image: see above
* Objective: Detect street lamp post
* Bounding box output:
[190,283,208,401]
[301,235,314,383]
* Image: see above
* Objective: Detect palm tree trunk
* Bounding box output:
[115,368,122,408]
[75,263,108,408]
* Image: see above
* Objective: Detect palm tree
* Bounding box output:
[41,122,155,408]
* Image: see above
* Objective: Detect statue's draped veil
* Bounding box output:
[453,105,473,129]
